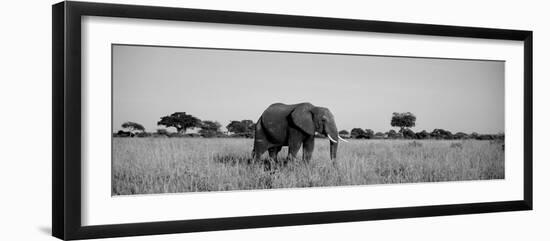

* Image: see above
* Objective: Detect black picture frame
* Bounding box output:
[52,1,533,240]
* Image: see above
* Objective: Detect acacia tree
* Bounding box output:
[350,128,367,139]
[226,120,255,137]
[199,120,222,137]
[157,112,201,134]
[121,121,145,133]
[391,112,416,133]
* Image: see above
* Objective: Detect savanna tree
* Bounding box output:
[391,112,416,133]
[226,120,255,134]
[121,121,145,133]
[157,112,201,134]
[338,130,349,136]
[199,120,222,137]
[364,129,375,139]
[351,128,367,139]
[226,120,255,138]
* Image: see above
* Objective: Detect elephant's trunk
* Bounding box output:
[324,118,339,160]
[330,140,338,160]
[326,128,339,160]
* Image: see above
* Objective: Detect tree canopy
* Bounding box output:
[226,120,255,134]
[157,112,201,133]
[121,121,145,133]
[391,112,416,132]
[350,128,367,139]
[199,120,222,137]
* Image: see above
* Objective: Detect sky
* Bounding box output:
[112,44,504,134]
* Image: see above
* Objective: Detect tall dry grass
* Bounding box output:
[112,138,504,195]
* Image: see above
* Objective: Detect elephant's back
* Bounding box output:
[260,103,294,144]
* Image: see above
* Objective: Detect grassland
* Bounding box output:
[112,138,504,195]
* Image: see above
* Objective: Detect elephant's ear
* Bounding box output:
[291,103,315,135]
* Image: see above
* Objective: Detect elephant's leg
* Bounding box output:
[268,146,282,162]
[253,125,270,162]
[302,135,315,163]
[253,143,268,162]
[287,127,303,162]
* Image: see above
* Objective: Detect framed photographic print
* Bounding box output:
[52,1,533,240]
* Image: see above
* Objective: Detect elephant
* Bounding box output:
[252,102,347,163]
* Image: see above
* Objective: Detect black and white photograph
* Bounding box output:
[111,44,505,195]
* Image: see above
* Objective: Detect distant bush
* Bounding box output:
[199,120,224,138]
[493,133,505,140]
[121,121,145,133]
[338,130,350,136]
[386,130,399,139]
[350,128,368,139]
[156,129,169,136]
[114,130,134,137]
[373,132,386,139]
[415,130,430,139]
[226,120,255,136]
[402,129,416,139]
[453,132,469,140]
[350,128,374,139]
[431,129,453,140]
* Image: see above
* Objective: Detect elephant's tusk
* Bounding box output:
[338,135,349,143]
[327,134,338,143]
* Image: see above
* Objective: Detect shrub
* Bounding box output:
[415,130,430,139]
[453,132,469,140]
[373,132,385,139]
[431,129,453,140]
[402,129,416,139]
[115,130,134,137]
[350,128,367,139]
[156,129,168,136]
[386,130,399,139]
